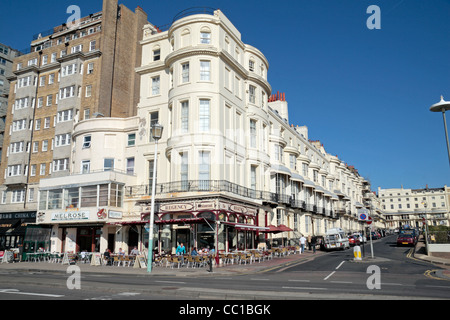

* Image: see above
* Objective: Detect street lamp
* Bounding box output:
[430,96,450,167]
[147,122,163,273]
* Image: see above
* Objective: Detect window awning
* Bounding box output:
[220,221,269,232]
[108,220,145,226]
[155,218,210,225]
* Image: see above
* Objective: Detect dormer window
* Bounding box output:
[200,28,211,44]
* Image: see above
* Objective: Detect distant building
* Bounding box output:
[0,43,21,162]
[0,0,148,252]
[378,186,449,229]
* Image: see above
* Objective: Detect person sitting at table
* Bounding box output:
[118,248,125,256]
[191,247,198,256]
[130,246,139,256]
[176,243,186,256]
[103,249,111,266]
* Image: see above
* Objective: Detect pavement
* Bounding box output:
[1,238,449,280]
[0,249,324,277]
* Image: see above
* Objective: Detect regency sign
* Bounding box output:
[157,199,257,216]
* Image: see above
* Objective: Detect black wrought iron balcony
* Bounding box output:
[126,180,278,204]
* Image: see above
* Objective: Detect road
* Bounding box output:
[0,235,448,303]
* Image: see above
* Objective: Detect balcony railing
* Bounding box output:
[126,180,279,204]
[125,180,339,218]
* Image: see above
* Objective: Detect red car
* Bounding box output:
[348,235,360,246]
[397,234,415,246]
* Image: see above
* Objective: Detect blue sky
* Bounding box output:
[1,0,450,190]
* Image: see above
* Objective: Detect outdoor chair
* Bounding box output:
[194,256,205,268]
[238,253,250,264]
[186,255,195,268]
[171,256,182,269]
[226,253,237,264]
[113,256,120,266]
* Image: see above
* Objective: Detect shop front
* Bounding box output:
[141,198,267,255]
[37,208,108,253]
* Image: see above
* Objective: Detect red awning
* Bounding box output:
[261,224,293,233]
[220,221,269,232]
[278,224,293,232]
[154,218,208,225]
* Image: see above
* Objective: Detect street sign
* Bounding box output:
[359,213,367,221]
[367,216,372,225]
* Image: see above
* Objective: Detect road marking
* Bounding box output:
[0,289,64,298]
[250,278,269,281]
[282,286,327,291]
[323,271,336,281]
[336,261,345,270]
[381,283,403,286]
[425,285,450,289]
[288,279,310,283]
[154,280,186,284]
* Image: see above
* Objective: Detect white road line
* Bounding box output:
[250,278,270,281]
[336,261,345,270]
[288,279,310,283]
[425,285,450,289]
[330,281,353,284]
[282,286,327,291]
[323,271,336,281]
[154,280,186,284]
[0,289,64,298]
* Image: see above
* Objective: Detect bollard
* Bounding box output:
[353,245,362,261]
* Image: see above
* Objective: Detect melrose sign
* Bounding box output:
[51,211,90,221]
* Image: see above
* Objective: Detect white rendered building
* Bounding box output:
[36,9,381,255]
[379,186,449,229]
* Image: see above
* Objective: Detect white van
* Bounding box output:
[324,228,350,251]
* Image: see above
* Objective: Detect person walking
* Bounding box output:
[311,236,317,253]
[300,235,306,254]
[307,235,312,250]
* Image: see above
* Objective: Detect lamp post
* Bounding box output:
[430,96,450,167]
[147,123,163,273]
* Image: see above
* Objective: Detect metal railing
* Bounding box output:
[125,180,338,218]
[172,7,216,23]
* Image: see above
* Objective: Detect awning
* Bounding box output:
[261,224,293,233]
[220,221,269,232]
[270,164,292,176]
[155,218,209,225]
[108,220,145,226]
[303,180,316,188]
[290,173,305,182]
[314,185,325,193]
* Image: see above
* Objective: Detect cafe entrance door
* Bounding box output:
[77,227,101,252]
[175,228,191,252]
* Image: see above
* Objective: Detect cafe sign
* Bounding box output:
[51,211,90,222]
[159,203,194,212]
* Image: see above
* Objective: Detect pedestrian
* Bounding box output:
[307,235,312,250]
[176,243,186,256]
[300,235,306,254]
[311,236,317,253]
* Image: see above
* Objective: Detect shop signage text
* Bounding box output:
[51,211,90,221]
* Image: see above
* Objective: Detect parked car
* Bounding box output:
[369,232,380,240]
[352,233,366,244]
[397,234,416,247]
[348,235,360,246]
